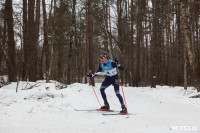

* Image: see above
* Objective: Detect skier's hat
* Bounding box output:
[99,53,108,59]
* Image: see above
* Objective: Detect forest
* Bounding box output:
[0,0,200,91]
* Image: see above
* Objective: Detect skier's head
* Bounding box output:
[99,53,108,63]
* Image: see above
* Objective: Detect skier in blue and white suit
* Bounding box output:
[86,53,127,113]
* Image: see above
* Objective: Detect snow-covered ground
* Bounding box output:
[0,80,200,133]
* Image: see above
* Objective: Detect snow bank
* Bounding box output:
[0,81,200,133]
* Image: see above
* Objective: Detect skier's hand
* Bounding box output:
[114,58,122,68]
[114,58,119,65]
[86,73,92,77]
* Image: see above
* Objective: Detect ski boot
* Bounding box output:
[120,105,127,113]
[100,103,110,110]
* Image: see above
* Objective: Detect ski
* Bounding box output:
[74,109,117,112]
[96,109,116,112]
[102,113,132,115]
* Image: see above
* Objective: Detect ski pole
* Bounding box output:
[116,62,129,118]
[88,77,102,107]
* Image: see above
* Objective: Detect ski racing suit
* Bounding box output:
[93,59,125,106]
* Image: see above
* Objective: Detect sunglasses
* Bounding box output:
[100,57,104,60]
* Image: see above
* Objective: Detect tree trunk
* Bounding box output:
[145,0,149,85]
[165,0,171,85]
[0,4,7,70]
[135,0,143,87]
[34,0,40,80]
[103,0,109,53]
[28,0,37,81]
[88,0,95,86]
[130,0,135,86]
[42,0,50,82]
[58,0,64,82]
[108,1,113,58]
[22,0,28,80]
[117,0,122,51]
[84,0,88,84]
[67,37,72,84]
[151,0,159,88]
[6,0,17,82]
[184,35,187,90]
[180,0,200,91]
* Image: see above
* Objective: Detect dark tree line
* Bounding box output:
[0,0,200,91]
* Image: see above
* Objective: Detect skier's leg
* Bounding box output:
[112,79,127,113]
[100,79,111,105]
[112,79,124,105]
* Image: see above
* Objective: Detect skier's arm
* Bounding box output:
[92,64,108,77]
[112,61,124,70]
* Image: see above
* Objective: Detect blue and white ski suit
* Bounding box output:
[93,59,125,106]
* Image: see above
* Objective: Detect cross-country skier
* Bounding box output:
[86,53,127,113]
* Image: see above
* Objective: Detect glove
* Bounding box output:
[114,58,119,65]
[86,73,92,77]
[114,58,121,67]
